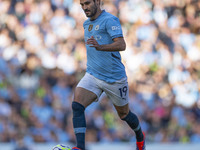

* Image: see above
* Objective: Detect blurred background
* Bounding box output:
[0,0,200,150]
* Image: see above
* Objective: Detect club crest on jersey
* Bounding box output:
[88,25,93,31]
[95,25,99,30]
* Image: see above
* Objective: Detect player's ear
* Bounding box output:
[96,0,101,6]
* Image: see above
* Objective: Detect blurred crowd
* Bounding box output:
[0,0,200,149]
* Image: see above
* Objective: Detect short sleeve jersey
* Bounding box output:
[83,10,126,83]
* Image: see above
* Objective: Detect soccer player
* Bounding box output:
[71,0,146,150]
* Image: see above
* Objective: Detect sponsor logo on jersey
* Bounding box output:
[95,35,101,40]
[88,25,93,31]
[85,35,102,41]
[112,26,121,30]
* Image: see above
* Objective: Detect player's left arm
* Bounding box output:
[86,36,126,51]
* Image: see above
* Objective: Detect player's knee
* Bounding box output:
[121,111,139,123]
[72,101,85,117]
[73,91,81,102]
[118,111,129,120]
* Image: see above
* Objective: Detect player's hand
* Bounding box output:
[86,36,102,50]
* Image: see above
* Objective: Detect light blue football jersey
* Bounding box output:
[83,10,126,83]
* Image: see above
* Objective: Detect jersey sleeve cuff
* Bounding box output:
[111,34,123,39]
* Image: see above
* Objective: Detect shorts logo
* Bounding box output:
[88,25,93,31]
[112,26,121,30]
[95,25,99,30]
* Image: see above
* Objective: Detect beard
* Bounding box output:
[84,4,97,18]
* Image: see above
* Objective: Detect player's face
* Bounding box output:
[80,0,98,18]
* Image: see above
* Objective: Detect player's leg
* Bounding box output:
[74,87,97,107]
[101,77,145,149]
[72,73,103,150]
[112,98,146,150]
[72,87,97,150]
[114,104,146,150]
[113,104,144,142]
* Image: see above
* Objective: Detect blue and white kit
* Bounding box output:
[78,10,129,106]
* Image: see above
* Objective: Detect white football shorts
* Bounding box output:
[77,72,129,106]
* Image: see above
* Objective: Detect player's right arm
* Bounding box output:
[86,36,126,51]
[86,16,126,52]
